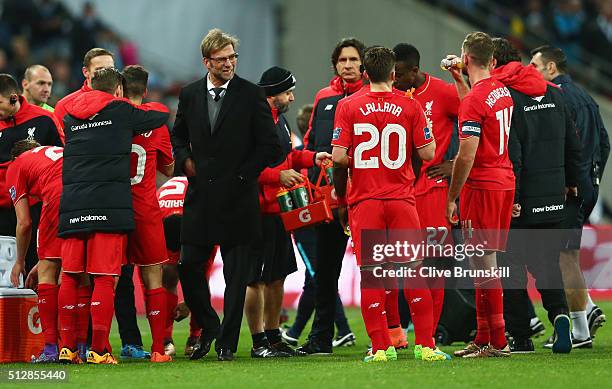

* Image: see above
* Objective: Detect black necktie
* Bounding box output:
[212,87,224,102]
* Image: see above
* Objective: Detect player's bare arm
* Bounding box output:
[416,141,436,161]
[159,162,175,177]
[10,198,32,286]
[332,145,350,229]
[442,55,470,100]
[446,136,478,223]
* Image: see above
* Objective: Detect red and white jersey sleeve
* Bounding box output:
[6,146,63,205]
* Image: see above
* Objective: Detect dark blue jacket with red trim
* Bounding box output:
[59,90,169,236]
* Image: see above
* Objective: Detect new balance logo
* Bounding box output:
[77,303,86,308]
[368,303,380,309]
[411,297,422,303]
[62,305,75,310]
[91,301,101,306]
[325,104,333,111]
[148,310,161,316]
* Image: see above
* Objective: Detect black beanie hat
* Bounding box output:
[258,66,296,96]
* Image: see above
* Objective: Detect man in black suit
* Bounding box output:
[170,28,281,361]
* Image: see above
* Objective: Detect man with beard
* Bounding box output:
[244,67,331,358]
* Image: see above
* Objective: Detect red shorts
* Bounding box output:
[36,198,61,260]
[459,187,514,251]
[349,199,420,266]
[416,187,451,230]
[128,217,168,266]
[62,232,128,275]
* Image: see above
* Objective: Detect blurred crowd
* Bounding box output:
[433,0,612,94]
[0,0,180,120]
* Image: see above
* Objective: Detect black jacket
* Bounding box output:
[508,85,582,225]
[59,90,169,236]
[0,96,63,208]
[171,75,281,246]
[553,74,610,184]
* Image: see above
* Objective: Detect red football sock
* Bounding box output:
[485,278,506,349]
[37,283,59,346]
[76,285,92,345]
[189,315,202,338]
[430,287,444,338]
[90,275,116,354]
[473,287,490,345]
[164,290,178,341]
[361,287,391,352]
[145,287,166,354]
[384,289,400,328]
[404,288,435,348]
[58,272,79,350]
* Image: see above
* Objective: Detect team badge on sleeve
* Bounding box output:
[332,127,342,140]
[461,121,482,137]
[9,186,16,201]
[423,127,432,140]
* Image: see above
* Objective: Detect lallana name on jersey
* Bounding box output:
[359,102,403,117]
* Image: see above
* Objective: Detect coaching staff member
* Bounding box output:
[491,38,581,354]
[171,28,280,362]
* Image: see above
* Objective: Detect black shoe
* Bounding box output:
[552,314,572,354]
[527,318,546,338]
[251,345,291,358]
[217,348,234,361]
[270,341,307,356]
[189,336,214,360]
[572,336,593,349]
[296,340,332,355]
[510,338,535,354]
[332,333,356,347]
[280,327,299,347]
[587,306,606,339]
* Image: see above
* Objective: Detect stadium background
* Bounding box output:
[2,0,612,307]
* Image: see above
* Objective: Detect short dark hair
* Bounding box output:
[91,68,124,94]
[363,46,396,83]
[331,37,365,69]
[392,43,420,68]
[83,48,114,68]
[10,139,40,160]
[531,45,568,73]
[163,214,182,252]
[122,65,148,99]
[492,38,521,66]
[0,73,20,97]
[296,104,313,137]
[462,32,494,67]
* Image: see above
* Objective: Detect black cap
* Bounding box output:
[258,66,296,96]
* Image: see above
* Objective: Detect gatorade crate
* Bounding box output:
[280,175,334,232]
[0,288,44,362]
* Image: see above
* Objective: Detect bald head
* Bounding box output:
[22,65,53,106]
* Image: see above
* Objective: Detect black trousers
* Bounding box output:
[308,218,349,346]
[179,243,251,353]
[500,223,569,341]
[114,264,143,346]
[289,227,351,338]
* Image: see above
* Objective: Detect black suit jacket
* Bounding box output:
[171,74,281,246]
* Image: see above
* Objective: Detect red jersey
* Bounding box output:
[54,80,91,125]
[130,103,174,217]
[413,73,460,195]
[6,146,63,205]
[331,91,433,206]
[459,77,515,190]
[157,176,188,218]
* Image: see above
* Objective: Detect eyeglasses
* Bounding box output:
[207,53,239,64]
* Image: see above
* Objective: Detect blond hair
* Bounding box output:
[462,32,494,67]
[200,28,239,58]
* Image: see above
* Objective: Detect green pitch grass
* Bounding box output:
[3,302,611,388]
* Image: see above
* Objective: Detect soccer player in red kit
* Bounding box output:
[392,44,462,352]
[6,141,74,363]
[157,176,217,357]
[122,65,174,363]
[446,32,515,358]
[331,46,439,362]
